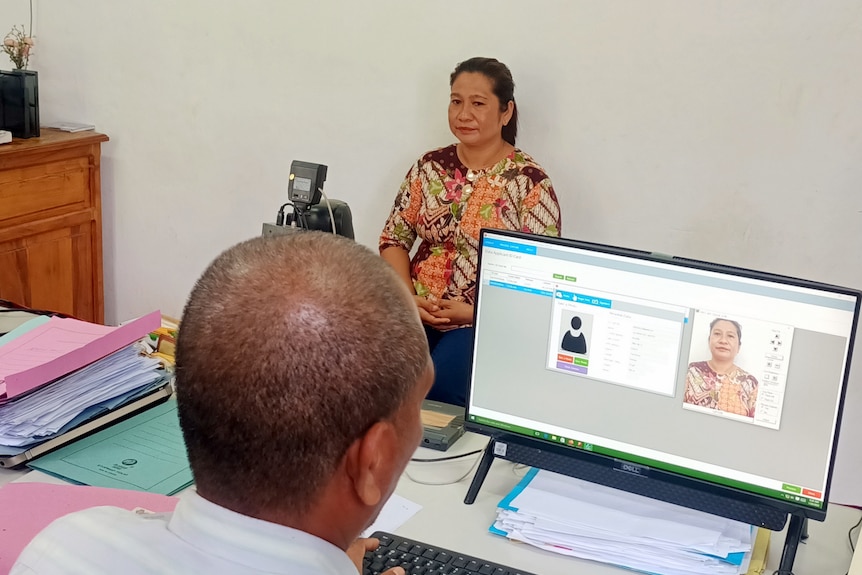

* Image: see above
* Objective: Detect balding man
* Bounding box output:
[13,232,433,575]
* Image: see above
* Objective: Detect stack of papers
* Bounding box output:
[0,311,163,453]
[0,345,165,448]
[492,469,754,575]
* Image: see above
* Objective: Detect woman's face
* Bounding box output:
[709,320,740,362]
[448,72,513,149]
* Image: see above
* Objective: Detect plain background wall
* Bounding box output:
[2,0,861,502]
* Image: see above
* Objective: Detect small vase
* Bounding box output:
[0,69,40,139]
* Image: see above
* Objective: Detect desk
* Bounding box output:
[399,433,860,575]
[1,432,859,574]
[851,542,862,575]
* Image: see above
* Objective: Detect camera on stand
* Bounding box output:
[263,160,354,239]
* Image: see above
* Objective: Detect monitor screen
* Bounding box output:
[468,229,860,519]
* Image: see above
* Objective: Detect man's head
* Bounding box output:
[175,232,431,538]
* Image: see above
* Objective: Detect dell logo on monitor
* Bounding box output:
[614,460,649,476]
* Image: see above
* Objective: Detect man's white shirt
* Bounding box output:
[11,489,359,575]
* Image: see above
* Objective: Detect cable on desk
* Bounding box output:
[405,450,483,486]
[841,506,862,575]
[849,513,862,552]
[772,508,862,575]
[409,449,483,463]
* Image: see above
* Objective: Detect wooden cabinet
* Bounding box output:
[0,129,109,323]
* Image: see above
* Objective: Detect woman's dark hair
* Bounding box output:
[709,318,743,344]
[450,57,518,146]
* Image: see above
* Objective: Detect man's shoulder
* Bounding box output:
[40,504,152,531]
[12,506,174,575]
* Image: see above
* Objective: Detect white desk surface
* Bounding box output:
[852,544,862,575]
[2,432,859,575]
[853,547,862,575]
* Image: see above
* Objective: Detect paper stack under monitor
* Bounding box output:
[492,468,755,575]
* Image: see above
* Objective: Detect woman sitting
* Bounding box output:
[379,56,562,407]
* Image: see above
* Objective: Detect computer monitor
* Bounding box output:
[465,229,860,536]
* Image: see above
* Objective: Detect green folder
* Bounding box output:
[28,398,193,495]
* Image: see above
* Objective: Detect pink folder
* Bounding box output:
[0,311,161,401]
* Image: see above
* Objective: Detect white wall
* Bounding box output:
[3,0,861,501]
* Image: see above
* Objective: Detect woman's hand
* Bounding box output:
[414,296,450,327]
[346,537,405,575]
[431,300,474,330]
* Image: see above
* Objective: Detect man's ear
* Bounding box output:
[344,421,396,507]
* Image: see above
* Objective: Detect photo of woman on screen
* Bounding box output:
[684,318,759,418]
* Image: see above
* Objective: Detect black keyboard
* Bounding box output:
[363,531,537,575]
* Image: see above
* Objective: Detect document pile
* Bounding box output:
[492,469,754,575]
[0,311,167,454]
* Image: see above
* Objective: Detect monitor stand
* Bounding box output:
[776,514,806,575]
[465,437,808,575]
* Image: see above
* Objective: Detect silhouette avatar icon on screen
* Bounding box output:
[561,316,588,354]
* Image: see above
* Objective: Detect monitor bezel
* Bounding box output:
[466,228,861,524]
